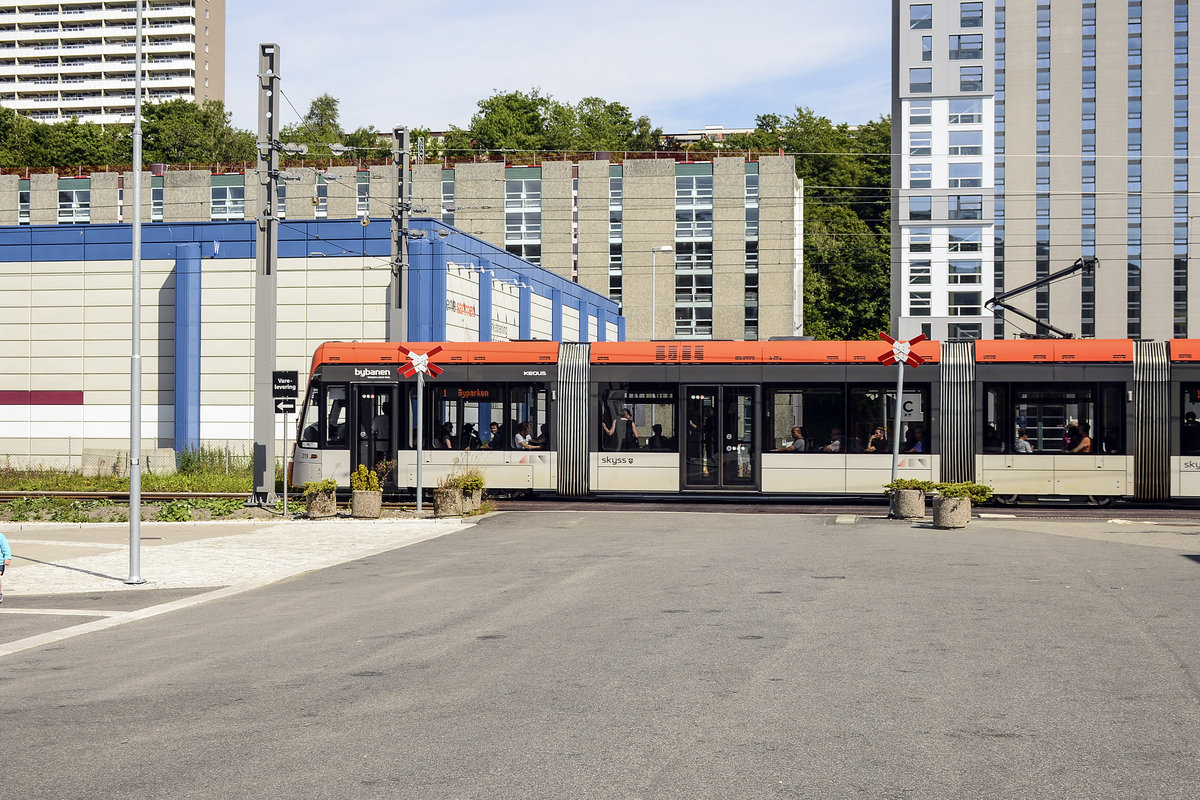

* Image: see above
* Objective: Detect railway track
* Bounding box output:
[3,491,1198,521]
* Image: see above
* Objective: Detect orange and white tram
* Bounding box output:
[290,338,1200,503]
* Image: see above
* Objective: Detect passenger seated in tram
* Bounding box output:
[531,423,551,449]
[821,426,846,453]
[647,424,670,451]
[461,422,482,450]
[438,421,454,449]
[1069,422,1093,454]
[1014,428,1035,453]
[480,421,502,449]
[602,407,639,450]
[862,425,888,453]
[515,421,541,450]
[902,425,926,453]
[772,426,806,452]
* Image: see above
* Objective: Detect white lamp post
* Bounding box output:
[650,245,672,339]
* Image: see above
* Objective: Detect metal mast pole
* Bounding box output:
[251,44,281,506]
[389,127,410,341]
[126,0,145,584]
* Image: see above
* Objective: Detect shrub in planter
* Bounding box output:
[434,466,487,517]
[883,478,936,520]
[302,478,338,519]
[932,482,994,529]
[350,464,382,519]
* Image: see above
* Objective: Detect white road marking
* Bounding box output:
[834,515,856,524]
[1108,519,1157,526]
[978,513,1017,519]
[0,608,123,618]
[11,540,124,549]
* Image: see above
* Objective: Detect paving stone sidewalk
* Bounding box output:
[3,518,473,596]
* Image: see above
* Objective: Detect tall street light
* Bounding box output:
[650,245,672,340]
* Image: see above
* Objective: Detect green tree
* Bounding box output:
[141,98,254,164]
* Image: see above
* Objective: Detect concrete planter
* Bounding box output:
[933,495,972,529]
[351,490,382,519]
[433,487,464,518]
[306,492,337,519]
[892,489,926,520]
[464,488,482,512]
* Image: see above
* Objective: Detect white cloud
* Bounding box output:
[225,0,890,135]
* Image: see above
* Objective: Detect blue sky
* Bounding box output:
[225,1,892,136]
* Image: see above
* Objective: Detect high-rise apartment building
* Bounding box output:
[893,0,1193,341]
[0,0,224,125]
[413,155,804,341]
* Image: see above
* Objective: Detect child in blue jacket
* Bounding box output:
[0,530,10,604]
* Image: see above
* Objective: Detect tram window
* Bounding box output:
[509,384,549,450]
[1182,386,1200,455]
[983,385,1009,453]
[431,384,502,450]
[298,384,320,447]
[325,384,348,448]
[767,387,842,453]
[992,384,1123,455]
[599,384,677,451]
[849,387,930,454]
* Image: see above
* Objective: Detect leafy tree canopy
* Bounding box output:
[280,93,390,160]
[141,99,254,164]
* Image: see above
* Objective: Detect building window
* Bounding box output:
[909,228,932,253]
[948,291,982,316]
[314,179,328,219]
[909,163,932,189]
[949,34,983,60]
[949,259,982,284]
[505,176,542,264]
[151,181,164,222]
[909,131,932,156]
[210,184,245,221]
[909,68,932,93]
[960,1,983,27]
[960,65,984,91]
[909,292,932,316]
[909,195,932,220]
[948,228,982,252]
[909,100,932,126]
[441,174,455,225]
[948,130,983,156]
[356,172,370,216]
[18,187,30,225]
[909,260,932,285]
[948,163,983,188]
[276,182,286,220]
[948,194,982,220]
[922,35,933,61]
[910,4,933,29]
[948,98,982,123]
[948,323,982,339]
[57,189,90,224]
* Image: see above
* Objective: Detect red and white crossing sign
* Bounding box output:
[398,345,443,378]
[877,332,927,368]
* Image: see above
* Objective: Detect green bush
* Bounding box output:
[350,464,380,492]
[450,468,485,494]
[883,478,936,494]
[157,500,195,522]
[302,478,338,501]
[935,481,994,503]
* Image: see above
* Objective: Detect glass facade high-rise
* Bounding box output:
[893,0,1196,340]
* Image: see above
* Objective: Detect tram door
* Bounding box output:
[352,385,399,487]
[683,386,758,489]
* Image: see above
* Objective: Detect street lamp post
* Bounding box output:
[650,245,672,339]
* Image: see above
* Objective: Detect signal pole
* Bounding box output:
[251,43,281,506]
[389,127,410,341]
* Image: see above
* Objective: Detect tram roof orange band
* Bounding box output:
[309,341,559,374]
[975,339,1135,363]
[1170,340,1200,361]
[590,340,941,364]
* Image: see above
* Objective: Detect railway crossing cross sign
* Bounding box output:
[877,332,927,369]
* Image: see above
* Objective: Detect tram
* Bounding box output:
[290,338,1200,502]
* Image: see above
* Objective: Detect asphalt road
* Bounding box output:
[4,511,1200,799]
